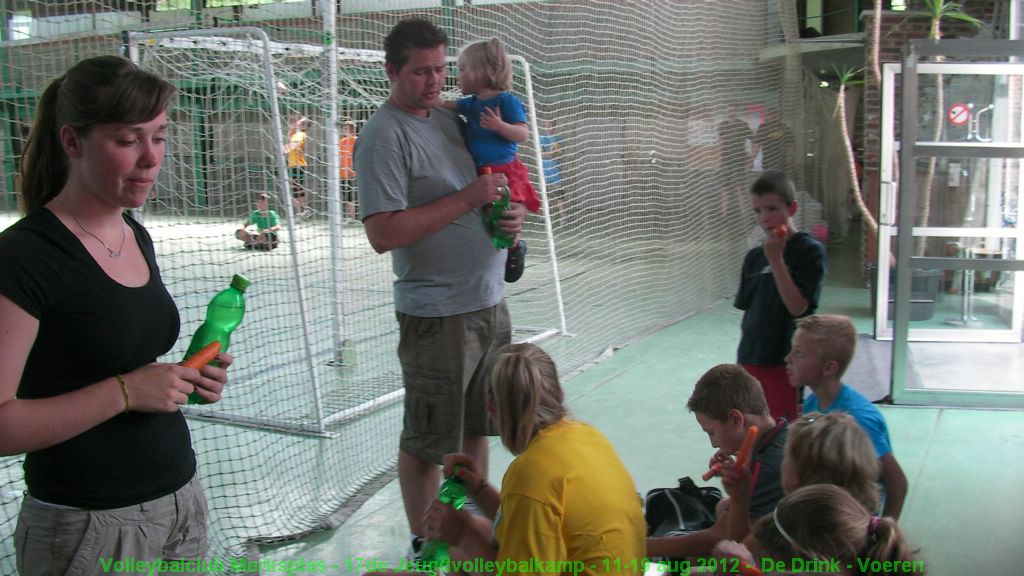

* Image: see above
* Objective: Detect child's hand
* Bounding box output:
[480,105,505,131]
[709,449,731,469]
[703,450,732,480]
[443,453,483,492]
[718,458,752,502]
[762,225,787,262]
[424,497,467,546]
[712,539,755,566]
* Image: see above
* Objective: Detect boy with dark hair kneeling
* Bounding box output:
[647,364,788,559]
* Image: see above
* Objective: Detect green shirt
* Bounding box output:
[246,209,279,230]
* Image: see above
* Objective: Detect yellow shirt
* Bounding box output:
[494,420,646,575]
[287,130,307,167]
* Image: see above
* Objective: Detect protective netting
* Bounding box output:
[0,1,842,570]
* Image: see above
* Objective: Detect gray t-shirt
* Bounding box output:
[356,102,504,317]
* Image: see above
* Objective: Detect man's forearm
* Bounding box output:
[364,192,473,253]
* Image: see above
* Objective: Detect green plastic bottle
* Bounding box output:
[484,167,515,249]
[418,466,468,572]
[182,274,250,404]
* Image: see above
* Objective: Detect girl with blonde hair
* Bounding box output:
[444,37,539,283]
[419,343,647,575]
[718,411,882,545]
[783,411,881,512]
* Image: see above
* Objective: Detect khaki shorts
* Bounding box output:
[397,301,510,464]
[15,473,208,576]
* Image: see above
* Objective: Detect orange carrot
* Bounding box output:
[776,224,788,238]
[702,425,759,480]
[701,463,723,481]
[482,167,492,174]
[735,425,760,469]
[182,341,221,370]
[723,425,763,540]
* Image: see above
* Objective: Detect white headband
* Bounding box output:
[772,507,800,550]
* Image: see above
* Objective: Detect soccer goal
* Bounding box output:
[127,27,568,437]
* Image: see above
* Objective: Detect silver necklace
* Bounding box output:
[59,197,127,258]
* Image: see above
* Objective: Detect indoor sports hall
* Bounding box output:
[0,2,1021,575]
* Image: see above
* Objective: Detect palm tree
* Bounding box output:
[924,0,983,39]
[834,66,877,238]
[868,0,883,89]
[915,0,982,255]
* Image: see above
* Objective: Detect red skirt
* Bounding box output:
[481,158,541,213]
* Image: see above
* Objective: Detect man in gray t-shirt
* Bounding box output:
[355,18,526,551]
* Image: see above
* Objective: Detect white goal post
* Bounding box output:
[126,27,569,437]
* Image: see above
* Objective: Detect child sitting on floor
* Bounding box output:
[718,411,882,544]
[714,484,922,576]
[786,314,909,518]
[235,193,281,250]
[646,364,788,560]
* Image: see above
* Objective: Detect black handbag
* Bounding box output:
[644,476,723,537]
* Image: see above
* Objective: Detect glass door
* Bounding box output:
[879,41,1024,407]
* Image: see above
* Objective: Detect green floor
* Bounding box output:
[262,236,1024,575]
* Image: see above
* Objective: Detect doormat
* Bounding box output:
[844,334,919,403]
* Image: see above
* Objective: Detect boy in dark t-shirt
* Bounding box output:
[646,364,788,559]
[734,170,826,422]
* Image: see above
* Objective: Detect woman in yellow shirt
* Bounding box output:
[424,343,647,575]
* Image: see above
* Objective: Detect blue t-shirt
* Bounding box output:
[456,92,527,167]
[804,385,892,457]
[539,132,562,185]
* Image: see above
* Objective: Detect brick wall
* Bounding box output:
[859,2,993,263]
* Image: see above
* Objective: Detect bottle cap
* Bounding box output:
[230,274,252,292]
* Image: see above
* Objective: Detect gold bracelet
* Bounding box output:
[115,374,131,412]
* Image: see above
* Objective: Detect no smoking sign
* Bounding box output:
[948,103,970,126]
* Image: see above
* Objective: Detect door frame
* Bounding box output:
[881,39,1024,407]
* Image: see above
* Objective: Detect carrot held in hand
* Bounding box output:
[182,341,221,370]
[776,224,788,238]
[734,425,760,469]
[723,425,762,539]
[702,463,723,481]
[702,425,760,480]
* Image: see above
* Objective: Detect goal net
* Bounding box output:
[0,0,837,570]
[127,22,569,556]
